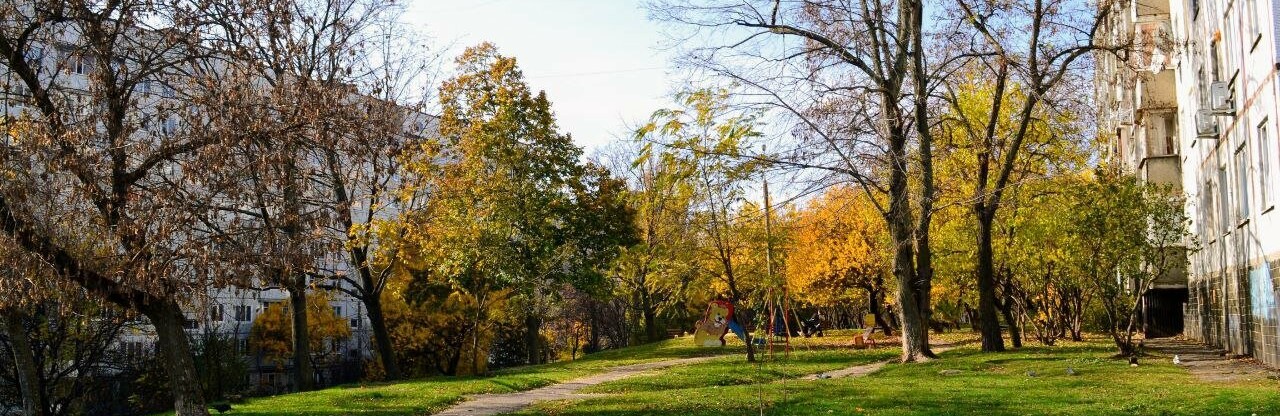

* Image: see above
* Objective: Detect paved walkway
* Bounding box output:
[1144,337,1280,382]
[801,343,960,381]
[434,356,717,416]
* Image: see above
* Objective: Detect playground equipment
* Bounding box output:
[753,287,797,358]
[693,300,747,346]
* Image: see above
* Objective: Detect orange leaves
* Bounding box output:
[786,186,890,307]
[248,291,351,365]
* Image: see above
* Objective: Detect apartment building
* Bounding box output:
[1096,0,1190,339]
[1098,0,1280,367]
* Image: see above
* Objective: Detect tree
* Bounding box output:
[1069,168,1190,356]
[933,71,1090,348]
[637,89,765,362]
[202,0,410,388]
[249,291,352,369]
[0,3,263,413]
[787,186,895,335]
[943,0,1117,352]
[405,43,629,366]
[652,0,942,361]
[599,139,698,343]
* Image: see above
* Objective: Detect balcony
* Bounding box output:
[1134,16,1174,74]
[1142,154,1182,188]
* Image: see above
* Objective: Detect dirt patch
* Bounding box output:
[433,356,718,416]
[1143,337,1280,383]
[801,343,959,381]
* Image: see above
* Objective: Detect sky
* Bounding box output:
[405,0,677,154]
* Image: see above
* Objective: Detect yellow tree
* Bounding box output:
[934,71,1088,347]
[249,291,352,368]
[787,186,895,334]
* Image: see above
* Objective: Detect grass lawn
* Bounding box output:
[519,337,1280,416]
[215,335,742,415]
[214,331,1280,415]
[215,330,878,415]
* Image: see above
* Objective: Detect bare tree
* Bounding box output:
[202,0,411,387]
[0,2,266,413]
[650,0,943,361]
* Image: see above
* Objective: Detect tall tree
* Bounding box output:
[408,43,626,366]
[204,0,408,386]
[0,2,262,413]
[944,0,1116,351]
[652,0,941,361]
[637,89,764,362]
[600,140,698,343]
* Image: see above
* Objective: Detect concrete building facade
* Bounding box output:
[1098,0,1280,367]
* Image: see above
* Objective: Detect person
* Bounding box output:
[802,312,825,337]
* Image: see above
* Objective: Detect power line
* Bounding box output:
[527,66,665,79]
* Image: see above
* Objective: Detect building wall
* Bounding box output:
[1170,0,1280,367]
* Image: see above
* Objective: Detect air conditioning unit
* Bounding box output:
[1210,82,1234,115]
[1196,109,1219,138]
[1115,106,1135,125]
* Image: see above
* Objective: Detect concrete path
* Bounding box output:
[801,344,959,381]
[1144,337,1280,382]
[434,356,717,416]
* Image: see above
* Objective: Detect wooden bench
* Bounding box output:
[666,328,686,338]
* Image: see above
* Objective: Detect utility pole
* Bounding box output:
[762,145,774,281]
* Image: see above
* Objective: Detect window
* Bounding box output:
[1198,67,1208,106]
[1219,164,1231,233]
[209,303,224,322]
[235,305,252,322]
[333,306,343,317]
[23,46,43,72]
[158,83,175,99]
[70,55,94,75]
[1211,40,1221,82]
[1236,144,1251,220]
[1201,180,1214,238]
[350,318,361,328]
[160,116,177,135]
[1248,0,1262,48]
[1260,119,1272,207]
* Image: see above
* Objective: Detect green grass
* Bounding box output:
[214,336,741,415]
[213,332,1280,416]
[519,337,1280,416]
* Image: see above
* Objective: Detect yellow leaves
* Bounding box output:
[786,185,889,307]
[248,290,352,365]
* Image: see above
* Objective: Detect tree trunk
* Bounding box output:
[975,215,1005,352]
[142,301,208,416]
[525,314,541,365]
[867,288,893,336]
[887,138,930,361]
[734,308,756,362]
[587,304,601,353]
[288,287,314,391]
[643,307,658,342]
[2,310,45,416]
[998,297,1022,349]
[364,294,399,380]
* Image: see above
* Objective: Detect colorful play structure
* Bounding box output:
[691,287,802,358]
